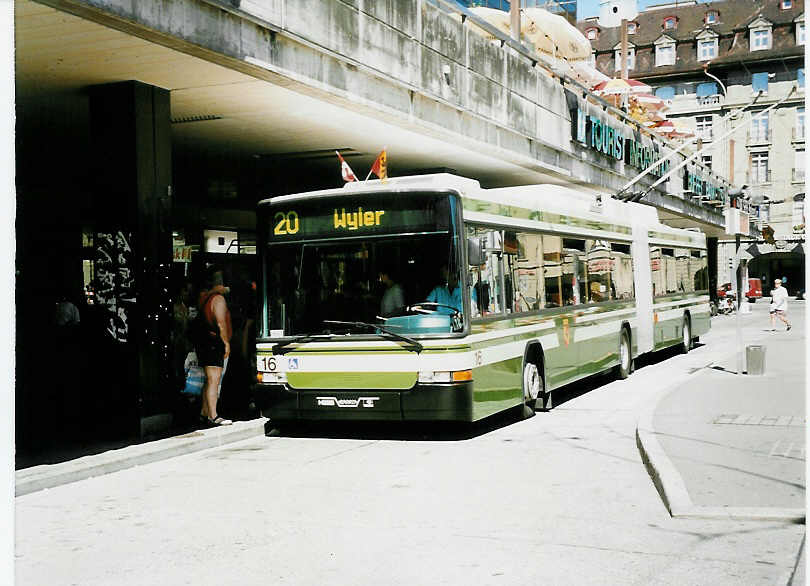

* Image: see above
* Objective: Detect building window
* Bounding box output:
[655,86,675,99]
[696,82,718,97]
[656,43,675,66]
[792,194,805,230]
[794,150,805,182]
[750,151,770,183]
[751,28,772,50]
[698,38,718,61]
[701,154,713,170]
[798,21,806,45]
[751,114,769,142]
[782,0,793,8]
[586,27,598,40]
[587,51,596,67]
[663,17,677,30]
[614,47,635,71]
[696,115,713,141]
[752,72,769,93]
[799,68,805,89]
[797,107,805,139]
[705,11,718,24]
[627,22,637,34]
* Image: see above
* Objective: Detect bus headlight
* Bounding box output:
[418,370,472,383]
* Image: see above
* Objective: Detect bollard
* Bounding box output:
[745,345,766,375]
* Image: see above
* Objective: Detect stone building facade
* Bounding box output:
[580,0,806,293]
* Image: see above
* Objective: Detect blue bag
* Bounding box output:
[182,351,205,396]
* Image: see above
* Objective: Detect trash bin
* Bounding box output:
[746,345,766,375]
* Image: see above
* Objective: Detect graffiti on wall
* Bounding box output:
[95,231,135,342]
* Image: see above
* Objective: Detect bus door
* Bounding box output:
[631,229,654,354]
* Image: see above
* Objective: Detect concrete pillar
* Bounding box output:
[88,81,173,438]
[707,236,718,302]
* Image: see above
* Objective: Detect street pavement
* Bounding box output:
[647,301,805,518]
[14,302,806,585]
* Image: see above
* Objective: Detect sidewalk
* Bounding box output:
[638,304,806,521]
[15,417,270,497]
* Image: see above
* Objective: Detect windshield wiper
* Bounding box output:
[272,333,333,355]
[323,320,423,353]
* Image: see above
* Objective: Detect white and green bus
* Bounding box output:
[254,174,709,423]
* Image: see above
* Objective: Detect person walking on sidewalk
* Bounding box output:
[196,268,233,426]
[769,278,792,332]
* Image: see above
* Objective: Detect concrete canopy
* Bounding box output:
[16,0,575,191]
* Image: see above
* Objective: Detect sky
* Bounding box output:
[578,0,657,19]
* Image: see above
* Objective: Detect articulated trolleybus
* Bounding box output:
[255,174,709,424]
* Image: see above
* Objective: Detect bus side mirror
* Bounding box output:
[467,237,484,266]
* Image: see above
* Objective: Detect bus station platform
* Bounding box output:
[637,302,806,523]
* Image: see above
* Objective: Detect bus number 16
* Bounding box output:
[274,211,299,235]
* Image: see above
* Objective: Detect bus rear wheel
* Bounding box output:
[616,330,632,379]
[681,316,692,354]
[521,360,542,418]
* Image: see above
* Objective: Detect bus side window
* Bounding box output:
[610,242,634,299]
[585,240,611,302]
[650,247,663,297]
[467,225,503,316]
[691,249,708,291]
[511,231,543,312]
[543,235,563,308]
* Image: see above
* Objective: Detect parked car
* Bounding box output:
[746,278,762,303]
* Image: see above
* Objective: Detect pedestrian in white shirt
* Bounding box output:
[769,279,791,332]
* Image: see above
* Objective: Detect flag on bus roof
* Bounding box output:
[367,148,387,182]
[336,150,357,182]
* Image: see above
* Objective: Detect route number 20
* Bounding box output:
[274,211,300,236]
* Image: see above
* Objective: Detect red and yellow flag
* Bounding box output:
[367,148,387,182]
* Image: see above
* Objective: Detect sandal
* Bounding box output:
[208,415,233,426]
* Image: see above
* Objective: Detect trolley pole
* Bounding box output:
[735,233,743,375]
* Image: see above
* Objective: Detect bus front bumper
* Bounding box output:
[254,381,474,423]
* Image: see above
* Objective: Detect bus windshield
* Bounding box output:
[262,191,465,338]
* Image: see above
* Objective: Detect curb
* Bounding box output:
[635,343,806,523]
[15,418,270,497]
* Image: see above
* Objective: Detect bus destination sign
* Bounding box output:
[268,194,449,241]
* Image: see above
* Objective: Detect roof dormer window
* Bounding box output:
[663,16,677,30]
[705,11,718,24]
[697,30,719,61]
[654,35,676,66]
[585,27,599,40]
[749,18,773,51]
[782,0,793,9]
[627,22,637,34]
[614,44,636,71]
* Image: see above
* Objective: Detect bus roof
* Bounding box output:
[259,173,700,242]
